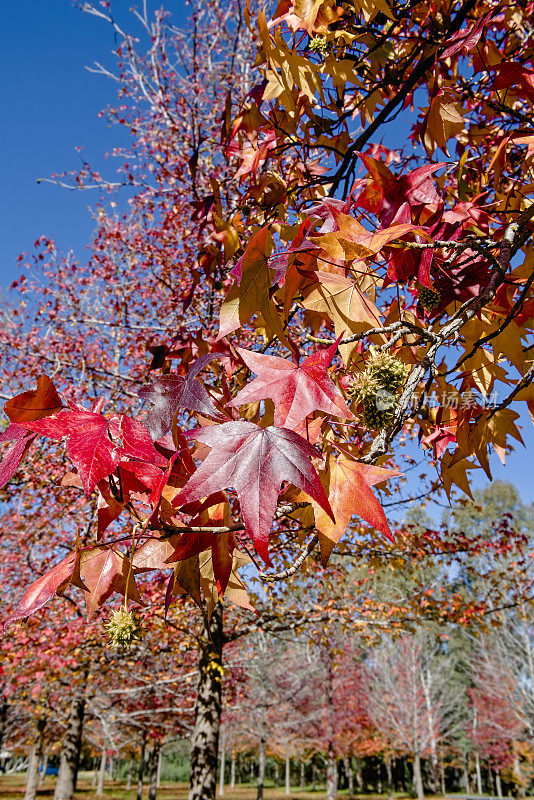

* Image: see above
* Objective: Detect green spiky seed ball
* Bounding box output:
[309,36,329,52]
[105,608,142,650]
[366,350,407,392]
[417,284,440,311]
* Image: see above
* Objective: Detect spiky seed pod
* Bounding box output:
[365,349,407,392]
[359,396,395,430]
[417,284,440,311]
[308,36,329,52]
[105,608,142,650]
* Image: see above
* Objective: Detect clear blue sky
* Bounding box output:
[1,0,533,506]
[0,0,185,286]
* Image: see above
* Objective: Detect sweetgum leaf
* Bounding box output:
[138,354,224,440]
[228,338,352,429]
[22,410,123,496]
[173,420,333,564]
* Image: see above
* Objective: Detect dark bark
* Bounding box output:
[53,691,86,800]
[188,604,224,800]
[137,731,148,800]
[0,702,8,758]
[148,741,161,800]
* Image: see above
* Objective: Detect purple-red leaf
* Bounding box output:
[173,420,333,564]
[138,354,224,440]
[4,552,81,627]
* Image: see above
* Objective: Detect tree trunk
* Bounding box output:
[137,732,147,800]
[513,753,525,799]
[54,691,86,800]
[148,742,161,800]
[412,754,424,800]
[326,746,337,800]
[39,754,48,786]
[250,759,254,787]
[157,750,162,789]
[474,753,482,795]
[219,733,226,798]
[463,757,470,794]
[257,734,266,800]
[108,754,114,780]
[188,604,224,800]
[230,753,236,789]
[354,759,363,792]
[0,702,8,761]
[299,760,305,792]
[385,754,393,800]
[495,770,502,799]
[126,760,133,790]
[285,746,290,796]
[97,747,106,798]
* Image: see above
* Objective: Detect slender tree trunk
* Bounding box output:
[126,760,133,790]
[257,733,266,800]
[188,604,224,800]
[513,753,525,799]
[326,746,338,800]
[413,754,424,800]
[137,732,147,800]
[54,691,86,800]
[384,753,393,800]
[157,750,162,789]
[354,759,363,792]
[108,754,114,780]
[475,753,482,795]
[274,759,279,788]
[285,746,290,796]
[312,764,317,791]
[300,760,305,792]
[230,753,236,789]
[148,742,161,800]
[97,746,107,798]
[219,732,226,798]
[24,718,46,800]
[495,771,502,799]
[463,757,470,794]
[439,755,446,796]
[0,702,8,762]
[39,754,48,786]
[250,759,254,787]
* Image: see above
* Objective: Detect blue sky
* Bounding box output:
[1,0,533,506]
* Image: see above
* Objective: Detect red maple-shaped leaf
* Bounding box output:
[137,354,224,440]
[4,375,64,423]
[79,546,143,617]
[173,421,334,564]
[3,552,84,627]
[227,338,352,429]
[21,410,123,496]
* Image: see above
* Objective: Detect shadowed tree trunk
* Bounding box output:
[188,604,224,800]
[148,741,161,800]
[126,760,133,790]
[385,753,393,800]
[219,729,226,798]
[24,717,46,800]
[54,689,86,800]
[0,702,7,759]
[137,731,147,800]
[300,760,305,792]
[257,727,266,800]
[39,754,48,786]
